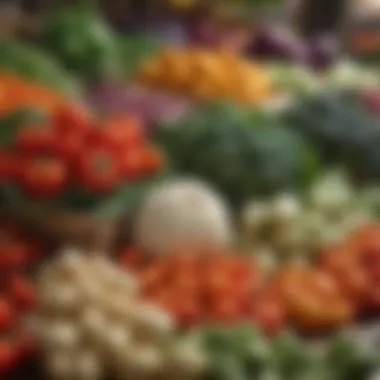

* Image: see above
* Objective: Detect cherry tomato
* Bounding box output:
[204,271,233,297]
[0,341,14,373]
[8,276,36,310]
[76,148,121,192]
[0,241,28,268]
[0,299,16,332]
[19,156,67,198]
[52,103,91,135]
[208,296,242,324]
[174,297,202,328]
[139,145,164,174]
[53,131,84,163]
[0,150,16,181]
[89,115,143,151]
[13,333,35,360]
[251,294,286,336]
[120,148,146,179]
[16,125,55,153]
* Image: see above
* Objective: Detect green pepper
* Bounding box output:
[38,0,120,82]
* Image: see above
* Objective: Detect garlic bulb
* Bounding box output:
[133,179,233,255]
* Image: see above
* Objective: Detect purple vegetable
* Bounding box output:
[247,27,308,63]
[85,83,193,134]
[307,36,341,70]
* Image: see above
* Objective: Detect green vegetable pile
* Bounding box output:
[199,323,378,380]
[157,102,319,207]
[283,91,380,183]
[0,40,79,94]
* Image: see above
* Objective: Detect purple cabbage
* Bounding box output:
[306,36,341,70]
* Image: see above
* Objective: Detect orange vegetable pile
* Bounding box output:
[117,223,380,336]
[136,47,273,104]
[118,248,286,335]
[0,220,41,374]
[0,74,66,117]
[0,102,164,199]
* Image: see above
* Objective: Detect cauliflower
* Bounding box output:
[133,179,233,255]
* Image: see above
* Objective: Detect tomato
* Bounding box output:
[118,247,142,270]
[204,271,233,297]
[139,145,164,174]
[208,295,242,324]
[172,275,199,295]
[89,115,143,151]
[0,241,28,268]
[0,299,15,332]
[278,268,354,333]
[251,294,286,336]
[19,156,67,197]
[16,125,55,153]
[120,148,146,179]
[175,297,202,328]
[7,276,36,310]
[139,264,168,293]
[75,148,121,192]
[53,132,84,163]
[13,333,35,360]
[0,341,14,373]
[52,103,91,135]
[0,150,16,181]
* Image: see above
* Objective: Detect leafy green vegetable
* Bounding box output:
[0,40,79,94]
[37,0,120,83]
[157,102,319,207]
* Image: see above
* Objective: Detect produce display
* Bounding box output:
[0,95,164,209]
[3,1,380,379]
[30,248,208,380]
[156,103,318,206]
[0,220,42,374]
[136,47,273,104]
[241,171,374,260]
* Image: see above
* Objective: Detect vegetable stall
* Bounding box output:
[2,0,380,379]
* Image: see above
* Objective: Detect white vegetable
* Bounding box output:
[310,172,353,217]
[131,302,175,339]
[45,351,74,380]
[133,179,233,255]
[241,201,271,236]
[118,344,164,377]
[166,338,209,374]
[100,323,131,353]
[301,212,328,251]
[272,223,306,255]
[80,308,106,342]
[73,350,103,380]
[254,247,278,275]
[44,320,81,351]
[270,194,302,226]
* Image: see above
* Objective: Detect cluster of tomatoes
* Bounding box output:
[118,223,380,336]
[0,220,41,374]
[118,248,286,335]
[0,104,164,198]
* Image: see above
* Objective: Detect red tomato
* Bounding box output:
[89,116,143,150]
[19,156,67,198]
[16,125,55,153]
[0,150,16,181]
[204,271,233,297]
[120,148,146,179]
[251,293,286,336]
[208,296,242,324]
[53,132,84,163]
[139,145,164,174]
[13,333,35,360]
[0,299,16,332]
[174,297,202,328]
[0,241,28,268]
[0,341,14,373]
[52,103,91,135]
[75,148,121,192]
[8,276,36,310]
